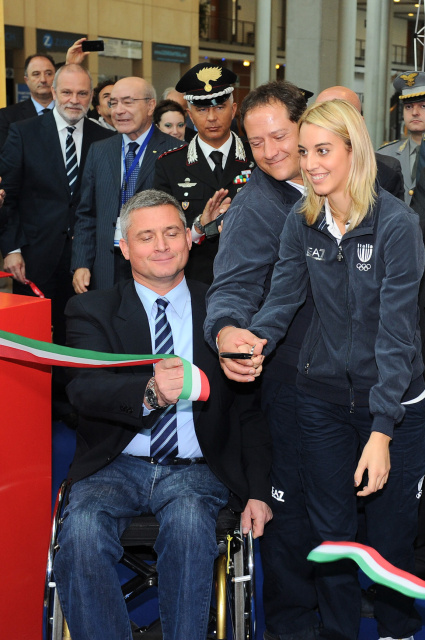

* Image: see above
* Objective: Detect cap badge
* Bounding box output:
[196,66,222,92]
[400,72,419,87]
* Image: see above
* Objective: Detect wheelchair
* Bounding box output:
[43,480,256,640]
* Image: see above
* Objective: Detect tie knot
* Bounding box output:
[67,126,76,135]
[156,298,169,312]
[210,150,223,167]
[128,141,139,154]
[40,108,50,115]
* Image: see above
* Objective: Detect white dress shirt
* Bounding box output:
[123,277,203,458]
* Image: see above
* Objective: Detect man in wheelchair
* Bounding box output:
[53,189,273,640]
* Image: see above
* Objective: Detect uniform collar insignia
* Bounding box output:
[399,139,408,152]
[187,132,246,165]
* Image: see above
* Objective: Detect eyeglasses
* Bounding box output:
[108,97,153,108]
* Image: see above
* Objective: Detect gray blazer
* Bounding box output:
[71,126,183,290]
[378,138,414,204]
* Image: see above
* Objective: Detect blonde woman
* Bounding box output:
[241,100,425,639]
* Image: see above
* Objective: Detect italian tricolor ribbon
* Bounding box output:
[0,328,210,402]
[308,541,425,599]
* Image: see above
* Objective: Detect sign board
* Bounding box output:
[36,29,84,53]
[100,38,142,59]
[5,25,24,50]
[152,43,190,64]
[16,84,31,103]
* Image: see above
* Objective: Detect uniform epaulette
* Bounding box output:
[157,143,187,161]
[378,139,399,149]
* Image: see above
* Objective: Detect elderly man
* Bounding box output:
[0,63,113,344]
[54,189,272,640]
[0,53,56,149]
[154,63,254,284]
[71,76,182,293]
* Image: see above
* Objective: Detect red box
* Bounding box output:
[0,293,51,639]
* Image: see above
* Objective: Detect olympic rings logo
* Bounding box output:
[356,263,371,271]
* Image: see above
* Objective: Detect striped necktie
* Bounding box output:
[65,126,78,195]
[122,141,140,204]
[150,298,178,461]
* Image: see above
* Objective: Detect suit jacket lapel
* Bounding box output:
[41,113,70,196]
[112,280,153,361]
[220,137,243,188]
[135,126,161,191]
[107,133,124,195]
[187,280,218,420]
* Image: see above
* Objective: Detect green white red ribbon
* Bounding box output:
[308,541,425,599]
[0,328,209,402]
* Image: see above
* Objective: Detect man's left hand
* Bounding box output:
[66,38,90,65]
[241,499,273,539]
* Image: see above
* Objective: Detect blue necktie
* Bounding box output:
[122,141,140,204]
[150,299,178,461]
[65,126,78,195]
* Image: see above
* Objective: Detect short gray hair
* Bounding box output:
[120,189,187,241]
[144,82,157,101]
[53,63,93,92]
[161,86,175,101]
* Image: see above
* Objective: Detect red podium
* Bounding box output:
[0,293,51,639]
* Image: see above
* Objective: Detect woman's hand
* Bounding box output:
[354,431,391,497]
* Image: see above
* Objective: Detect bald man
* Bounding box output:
[316,86,405,201]
[71,77,185,292]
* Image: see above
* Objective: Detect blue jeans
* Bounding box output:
[54,454,229,640]
[297,390,425,640]
[260,381,319,639]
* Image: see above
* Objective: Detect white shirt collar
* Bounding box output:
[287,180,305,195]
[197,132,233,163]
[123,124,154,150]
[53,107,85,134]
[324,198,350,243]
[134,277,190,320]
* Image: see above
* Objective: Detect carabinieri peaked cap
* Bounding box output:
[176,63,237,107]
[393,71,425,103]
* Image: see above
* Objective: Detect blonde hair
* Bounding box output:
[298,99,377,230]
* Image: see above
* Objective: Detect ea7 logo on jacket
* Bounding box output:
[357,243,373,271]
[272,486,285,502]
[306,247,325,261]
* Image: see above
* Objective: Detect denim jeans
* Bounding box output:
[297,390,425,640]
[54,454,229,640]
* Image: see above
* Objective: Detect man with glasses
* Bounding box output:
[71,76,183,293]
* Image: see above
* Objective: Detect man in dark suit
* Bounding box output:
[0,63,114,344]
[71,77,183,293]
[0,53,56,149]
[154,63,255,284]
[53,189,272,640]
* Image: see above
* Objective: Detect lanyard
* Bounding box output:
[121,125,154,193]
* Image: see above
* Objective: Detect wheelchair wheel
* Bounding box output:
[43,481,68,640]
[227,519,256,640]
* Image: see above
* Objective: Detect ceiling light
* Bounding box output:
[243,61,250,67]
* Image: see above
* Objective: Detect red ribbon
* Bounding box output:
[0,271,45,298]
